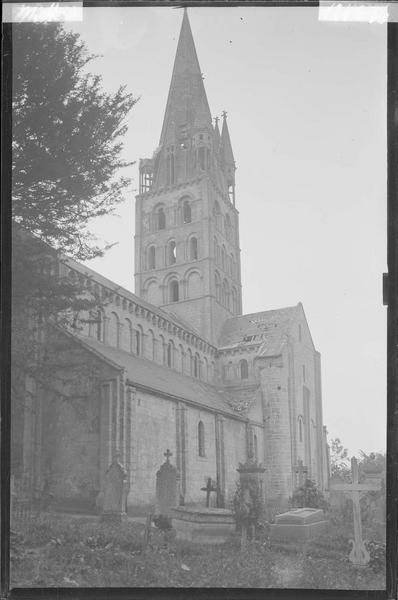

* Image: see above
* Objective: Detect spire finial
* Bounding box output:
[222,110,227,120]
[214,116,219,126]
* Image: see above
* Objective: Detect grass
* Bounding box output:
[10,513,385,589]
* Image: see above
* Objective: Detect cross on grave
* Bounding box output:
[330,456,381,566]
[201,477,217,508]
[164,449,172,462]
[295,459,308,488]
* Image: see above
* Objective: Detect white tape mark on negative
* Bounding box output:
[319,2,390,23]
[3,2,83,23]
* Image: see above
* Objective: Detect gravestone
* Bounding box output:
[294,460,308,489]
[156,449,180,517]
[101,453,128,523]
[201,478,217,508]
[270,507,328,543]
[330,456,382,566]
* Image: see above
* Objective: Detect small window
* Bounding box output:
[148,246,156,270]
[254,434,258,462]
[95,310,103,342]
[135,328,141,356]
[167,341,174,368]
[167,241,177,265]
[190,237,198,260]
[158,208,166,230]
[298,417,303,443]
[302,365,306,382]
[240,359,249,380]
[194,353,200,378]
[299,324,302,342]
[198,421,205,457]
[183,200,192,223]
[169,280,179,302]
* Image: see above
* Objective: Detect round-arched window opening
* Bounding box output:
[169,280,179,302]
[190,237,198,260]
[183,200,192,224]
[168,241,177,265]
[240,359,249,380]
[148,245,156,270]
[157,207,166,230]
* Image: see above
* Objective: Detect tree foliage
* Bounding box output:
[12,22,137,260]
[329,437,351,481]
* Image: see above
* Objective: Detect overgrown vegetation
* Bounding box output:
[10,513,385,589]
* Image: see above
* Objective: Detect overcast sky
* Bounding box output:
[65,6,387,456]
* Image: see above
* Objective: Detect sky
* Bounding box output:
[65,6,387,456]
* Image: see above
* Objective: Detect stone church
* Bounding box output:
[18,9,329,514]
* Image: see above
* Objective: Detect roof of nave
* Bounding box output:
[62,256,208,345]
[218,305,300,357]
[74,334,248,421]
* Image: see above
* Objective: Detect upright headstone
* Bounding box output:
[330,456,382,566]
[294,459,308,489]
[101,453,128,523]
[156,449,180,517]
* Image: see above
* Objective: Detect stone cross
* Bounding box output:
[201,477,217,508]
[294,459,308,488]
[164,449,172,462]
[330,456,381,566]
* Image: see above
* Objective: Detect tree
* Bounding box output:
[329,437,351,481]
[10,23,137,478]
[12,22,137,260]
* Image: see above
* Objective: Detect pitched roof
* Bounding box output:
[218,305,299,357]
[76,334,245,420]
[159,8,212,147]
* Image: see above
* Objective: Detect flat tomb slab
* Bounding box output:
[274,508,325,525]
[171,507,235,544]
[270,520,328,543]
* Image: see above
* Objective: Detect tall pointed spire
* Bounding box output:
[159,8,213,147]
[220,111,235,168]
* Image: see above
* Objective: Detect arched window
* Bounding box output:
[169,279,179,302]
[232,287,238,315]
[223,279,230,310]
[167,241,177,265]
[215,271,221,303]
[94,309,104,342]
[203,357,208,381]
[298,417,303,443]
[214,237,218,263]
[166,146,175,185]
[187,348,192,375]
[159,334,165,364]
[148,246,156,270]
[167,340,174,368]
[109,312,119,347]
[240,359,249,380]
[225,214,232,242]
[157,207,166,230]
[254,434,258,462]
[193,353,200,378]
[190,237,198,260]
[178,344,184,372]
[222,246,226,271]
[183,200,192,223]
[135,325,143,356]
[148,329,155,360]
[198,421,205,457]
[123,318,133,352]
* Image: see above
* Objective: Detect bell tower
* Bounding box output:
[134,9,242,345]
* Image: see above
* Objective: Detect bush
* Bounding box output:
[289,479,329,510]
[233,480,264,527]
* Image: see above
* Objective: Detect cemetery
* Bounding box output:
[10,450,386,589]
